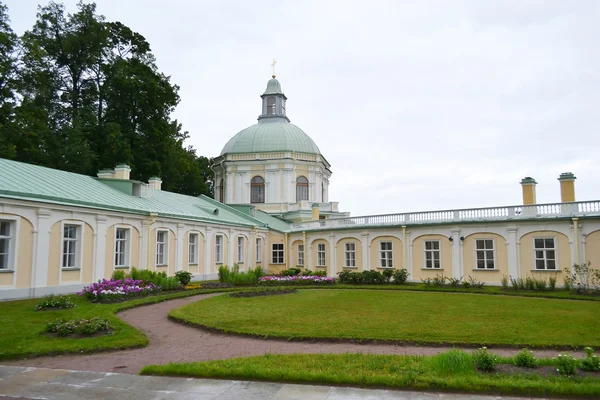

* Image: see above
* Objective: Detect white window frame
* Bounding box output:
[114,226,131,268]
[237,236,245,263]
[474,238,496,270]
[423,240,441,269]
[256,237,262,263]
[272,243,284,264]
[317,243,326,267]
[156,229,168,266]
[379,241,393,268]
[345,242,356,268]
[298,243,304,266]
[61,221,83,270]
[215,234,224,264]
[188,232,199,265]
[533,237,557,270]
[0,218,18,271]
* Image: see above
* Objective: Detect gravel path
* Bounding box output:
[5,293,583,374]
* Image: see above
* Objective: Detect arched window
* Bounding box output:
[219,179,224,203]
[321,182,325,202]
[267,97,276,115]
[296,176,308,202]
[251,176,265,203]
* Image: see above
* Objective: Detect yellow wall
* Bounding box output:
[47,220,94,286]
[211,233,229,273]
[462,233,508,283]
[519,231,570,283]
[411,234,452,280]
[310,238,329,271]
[0,214,34,288]
[105,225,140,279]
[336,237,363,271]
[267,232,286,273]
[585,230,600,271]
[369,235,403,271]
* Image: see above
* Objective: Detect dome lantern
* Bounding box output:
[259,74,289,122]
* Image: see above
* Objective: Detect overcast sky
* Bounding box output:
[5,0,600,216]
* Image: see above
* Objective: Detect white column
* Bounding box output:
[140,220,150,270]
[228,229,234,267]
[361,233,370,271]
[225,172,234,204]
[306,235,312,270]
[507,227,519,278]
[33,209,52,290]
[451,229,461,279]
[93,216,108,282]
[204,228,213,277]
[288,234,293,267]
[176,223,185,272]
[329,234,337,277]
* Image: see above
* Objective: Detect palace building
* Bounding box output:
[1,75,599,299]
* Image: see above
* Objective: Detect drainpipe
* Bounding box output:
[573,218,580,265]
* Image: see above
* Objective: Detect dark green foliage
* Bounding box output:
[218,265,264,286]
[555,353,577,376]
[392,269,409,284]
[229,287,297,298]
[34,294,75,310]
[448,277,461,287]
[514,349,537,368]
[46,317,111,336]
[0,2,213,196]
[175,271,193,285]
[382,269,393,283]
[472,347,498,371]
[282,268,301,276]
[111,270,126,281]
[127,267,181,291]
[338,269,409,285]
[301,269,327,277]
[581,347,600,372]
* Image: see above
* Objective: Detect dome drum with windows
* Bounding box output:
[213,73,347,222]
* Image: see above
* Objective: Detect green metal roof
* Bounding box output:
[263,78,283,95]
[228,205,292,232]
[0,158,264,228]
[220,119,321,155]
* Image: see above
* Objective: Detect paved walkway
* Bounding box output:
[5,293,584,375]
[0,365,553,400]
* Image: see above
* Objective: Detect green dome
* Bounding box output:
[263,78,283,95]
[221,120,321,155]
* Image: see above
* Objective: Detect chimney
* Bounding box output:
[520,177,537,205]
[97,169,115,179]
[312,204,320,221]
[148,177,162,190]
[114,164,131,180]
[558,172,576,202]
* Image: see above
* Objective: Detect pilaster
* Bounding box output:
[204,228,213,276]
[33,209,52,289]
[507,227,519,278]
[176,223,185,272]
[93,215,109,282]
[329,234,336,277]
[361,232,370,271]
[451,229,461,280]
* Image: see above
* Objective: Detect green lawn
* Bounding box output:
[141,351,600,398]
[170,289,600,347]
[0,289,233,361]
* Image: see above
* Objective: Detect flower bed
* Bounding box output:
[258,275,335,286]
[78,278,161,302]
[46,317,111,337]
[34,294,75,311]
[229,287,298,298]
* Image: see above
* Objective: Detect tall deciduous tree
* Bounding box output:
[0,2,18,158]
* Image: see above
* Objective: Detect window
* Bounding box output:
[296,176,308,202]
[219,179,224,203]
[62,224,80,268]
[267,96,276,115]
[321,182,325,202]
[189,233,198,264]
[272,243,284,264]
[534,238,556,270]
[156,230,168,265]
[317,243,326,266]
[115,227,130,267]
[0,221,13,270]
[298,244,304,266]
[424,240,441,269]
[256,238,262,263]
[251,176,265,203]
[215,235,223,264]
[475,239,495,269]
[345,242,356,268]
[379,242,393,268]
[237,236,244,263]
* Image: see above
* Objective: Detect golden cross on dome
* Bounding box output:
[271,58,277,78]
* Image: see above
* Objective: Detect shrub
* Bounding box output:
[422,278,433,286]
[510,276,521,290]
[501,275,509,289]
[392,269,409,284]
[382,269,394,283]
[46,317,111,336]
[282,268,301,276]
[338,270,363,284]
[432,274,447,286]
[258,275,335,286]
[218,265,231,283]
[427,349,474,375]
[525,277,535,291]
[555,353,577,376]
[472,347,499,372]
[448,276,462,287]
[514,348,537,368]
[563,267,574,290]
[533,277,547,291]
[34,294,75,311]
[362,270,385,284]
[174,271,193,285]
[112,270,126,281]
[467,275,485,289]
[580,347,600,372]
[548,275,557,291]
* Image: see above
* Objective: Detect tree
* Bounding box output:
[0,2,18,158]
